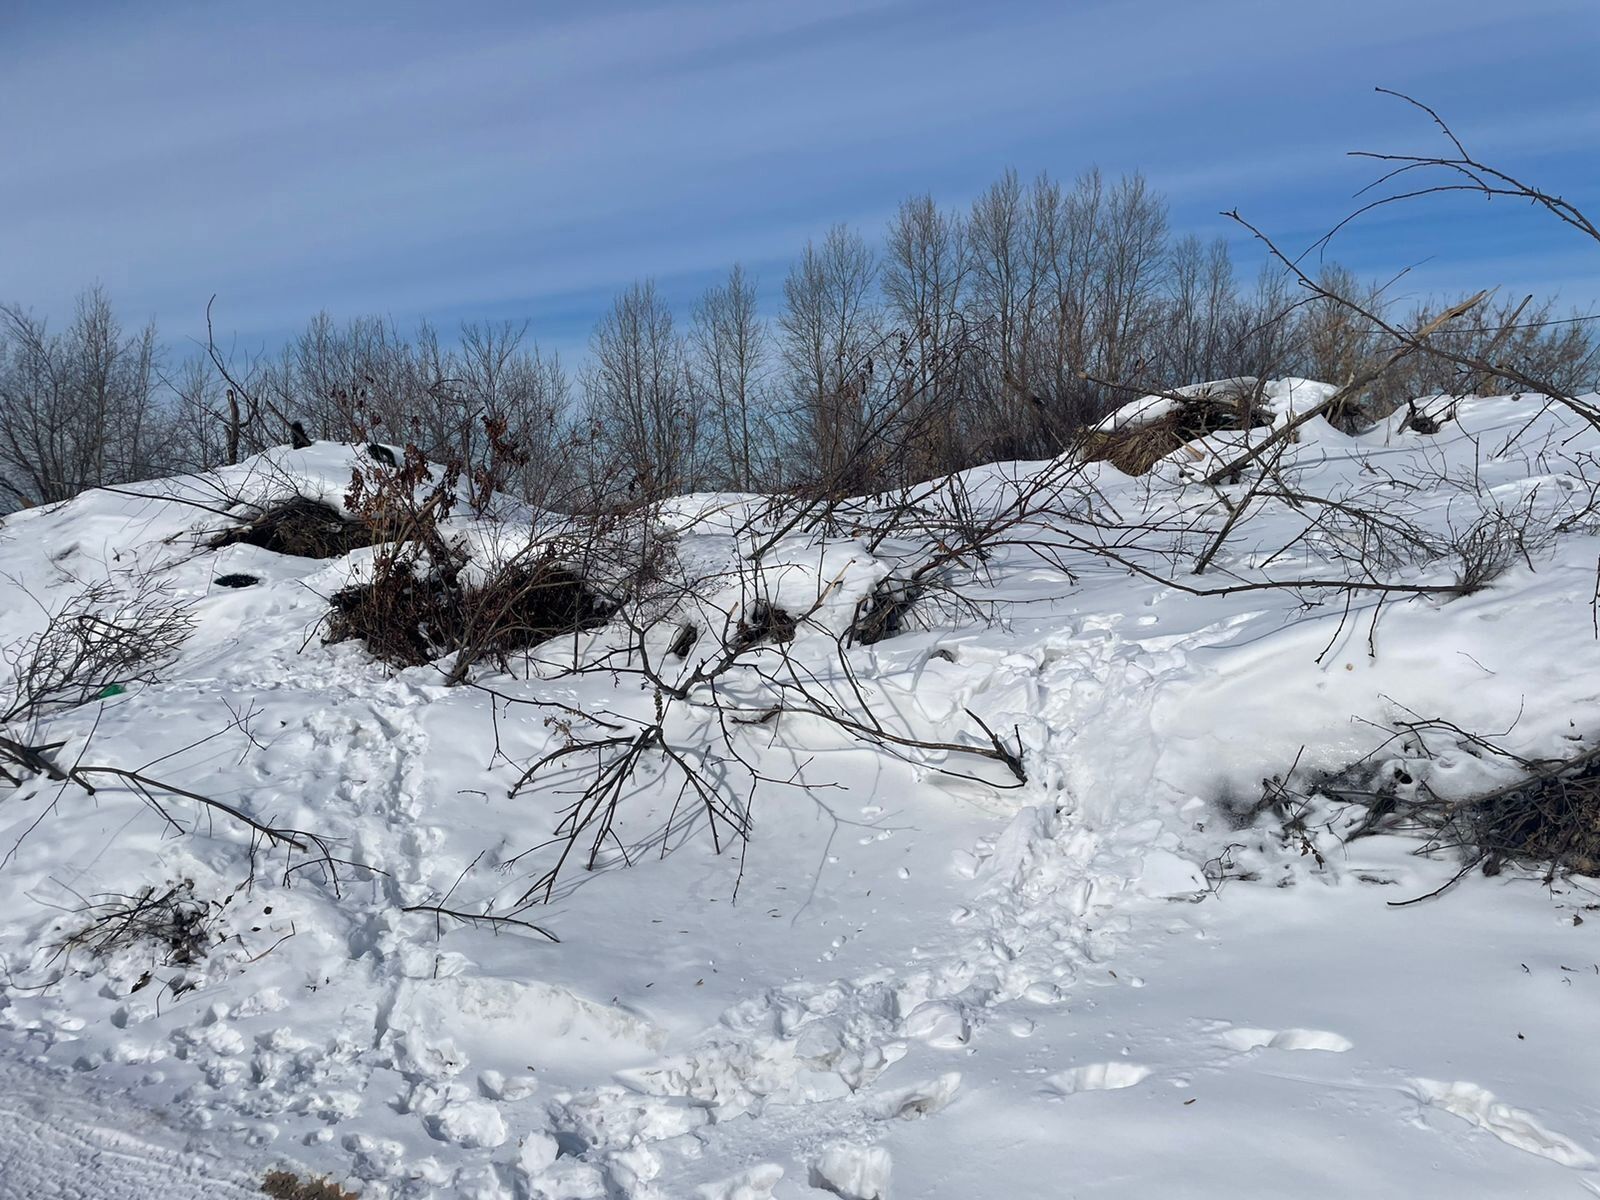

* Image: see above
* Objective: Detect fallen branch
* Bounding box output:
[401,903,560,943]
[1200,284,1488,486]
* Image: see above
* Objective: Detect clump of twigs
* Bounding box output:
[455,559,616,669]
[58,880,223,968]
[0,581,193,724]
[322,437,614,677]
[848,576,922,645]
[732,600,797,651]
[1248,718,1600,903]
[1359,719,1600,889]
[1464,753,1600,878]
[325,564,449,667]
[210,496,375,559]
[666,622,699,659]
[1447,498,1549,596]
[1240,752,1330,870]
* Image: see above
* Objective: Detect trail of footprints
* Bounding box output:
[1039,1025,1349,1104]
[80,638,1596,1194]
[1040,1024,1597,1182]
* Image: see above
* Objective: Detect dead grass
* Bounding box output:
[733,600,797,651]
[1082,381,1271,476]
[1080,413,1195,476]
[261,1169,358,1200]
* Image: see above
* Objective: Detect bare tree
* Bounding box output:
[966,169,1041,435]
[1162,234,1239,385]
[779,225,879,487]
[1382,293,1600,413]
[882,195,970,478]
[0,287,168,508]
[1226,264,1303,383]
[1295,264,1383,391]
[690,264,773,491]
[1089,171,1169,392]
[166,353,230,470]
[584,281,703,501]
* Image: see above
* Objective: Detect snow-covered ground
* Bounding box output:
[3,388,1599,1198]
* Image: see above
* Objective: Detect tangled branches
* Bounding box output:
[1250,717,1600,905]
[0,580,193,725]
[0,586,340,892]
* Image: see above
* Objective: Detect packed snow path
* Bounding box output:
[4,393,1600,1196]
[547,629,1186,1196]
[0,1055,273,1199]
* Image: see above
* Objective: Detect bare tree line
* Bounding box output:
[4,164,1597,513]
[0,288,161,509]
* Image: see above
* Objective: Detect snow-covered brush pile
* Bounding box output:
[209,496,377,560]
[1080,377,1275,475]
[5,388,1600,1196]
[1246,714,1600,892]
[324,552,614,674]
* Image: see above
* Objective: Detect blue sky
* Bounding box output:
[3,0,1598,361]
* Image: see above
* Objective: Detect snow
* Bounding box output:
[3,389,1600,1197]
[808,1145,890,1199]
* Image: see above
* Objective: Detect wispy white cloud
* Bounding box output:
[2,0,1595,348]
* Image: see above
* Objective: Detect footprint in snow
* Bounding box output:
[1411,1078,1595,1169]
[693,1162,784,1200]
[900,1000,969,1048]
[864,1072,962,1120]
[1044,1062,1152,1096]
[810,1144,891,1200]
[1217,1026,1353,1053]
